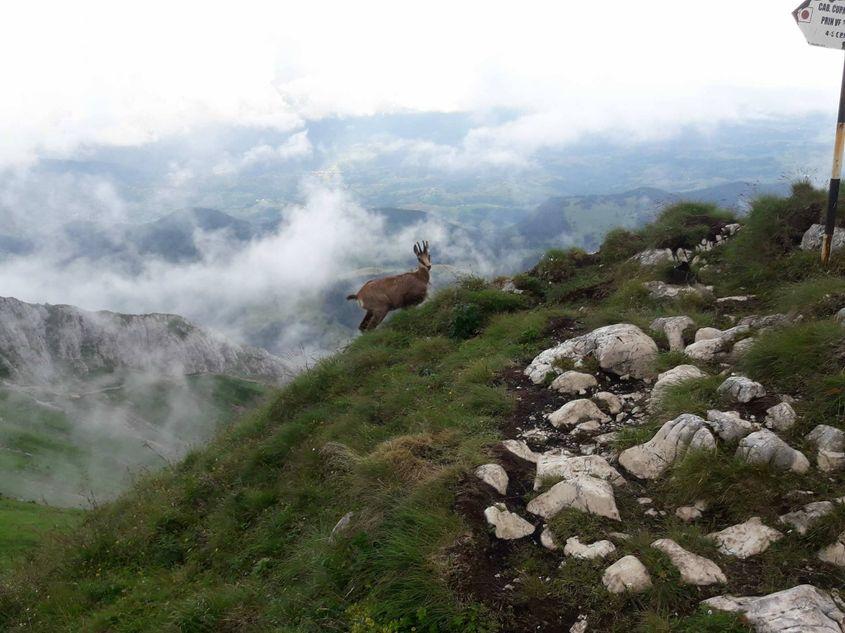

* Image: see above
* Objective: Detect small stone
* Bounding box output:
[675,506,703,522]
[548,399,611,429]
[484,503,536,540]
[644,508,660,518]
[608,531,631,541]
[474,464,509,495]
[569,619,588,633]
[602,556,653,594]
[594,432,619,446]
[779,501,835,535]
[550,371,599,395]
[650,316,695,352]
[593,391,623,415]
[818,449,845,473]
[765,402,797,432]
[573,420,601,436]
[708,517,783,559]
[637,497,653,505]
[718,375,767,403]
[564,537,617,560]
[652,538,727,586]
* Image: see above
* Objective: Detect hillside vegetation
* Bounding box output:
[3,183,845,632]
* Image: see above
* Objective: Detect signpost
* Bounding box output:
[794,0,845,263]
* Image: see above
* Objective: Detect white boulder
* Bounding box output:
[564,537,617,560]
[534,454,626,490]
[708,517,783,559]
[618,414,707,479]
[703,584,845,633]
[651,365,707,402]
[602,556,653,594]
[695,327,723,342]
[525,324,659,383]
[474,464,509,495]
[501,439,540,463]
[593,391,623,415]
[736,430,810,474]
[548,399,611,429]
[818,530,845,568]
[706,410,755,442]
[527,475,621,521]
[550,371,598,395]
[484,503,536,540]
[652,538,727,586]
[540,526,559,550]
[689,427,717,452]
[718,375,767,403]
[650,316,695,352]
[801,223,845,252]
[779,501,835,535]
[765,402,797,432]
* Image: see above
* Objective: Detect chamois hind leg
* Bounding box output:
[359,311,374,332]
[366,309,389,330]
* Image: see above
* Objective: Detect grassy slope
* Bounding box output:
[0,498,82,573]
[2,184,845,631]
[0,375,269,507]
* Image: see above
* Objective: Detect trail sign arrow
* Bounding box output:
[794,0,845,50]
[795,0,845,263]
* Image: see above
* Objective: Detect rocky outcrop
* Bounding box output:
[525,324,659,383]
[736,430,810,473]
[0,296,289,384]
[708,517,783,559]
[527,475,621,520]
[644,282,713,301]
[618,414,707,479]
[703,585,845,633]
[651,538,726,586]
[631,249,675,266]
[602,556,652,594]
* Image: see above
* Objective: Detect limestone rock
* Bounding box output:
[548,399,611,429]
[837,307,845,325]
[527,475,621,521]
[689,427,717,452]
[818,449,845,473]
[573,420,602,437]
[695,327,723,342]
[564,537,617,560]
[684,325,750,362]
[618,414,707,479]
[474,464,509,495]
[652,538,726,586]
[484,503,536,540]
[525,324,659,383]
[708,517,783,559]
[540,526,559,550]
[818,531,845,568]
[779,501,835,535]
[631,248,674,266]
[807,424,845,453]
[502,439,540,463]
[602,556,653,594]
[801,223,845,252]
[651,365,707,402]
[729,337,756,362]
[706,410,755,442]
[569,618,588,633]
[736,430,810,474]
[765,402,797,432]
[675,500,708,523]
[644,281,713,301]
[550,371,598,395]
[718,375,767,403]
[650,316,695,352]
[534,454,626,490]
[593,391,623,415]
[703,584,845,633]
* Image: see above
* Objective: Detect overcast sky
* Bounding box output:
[1,0,841,168]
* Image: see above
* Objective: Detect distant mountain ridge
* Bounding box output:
[0,296,289,386]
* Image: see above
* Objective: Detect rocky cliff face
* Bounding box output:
[0,296,290,385]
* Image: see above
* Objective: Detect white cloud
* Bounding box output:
[212,130,312,175]
[0,1,840,168]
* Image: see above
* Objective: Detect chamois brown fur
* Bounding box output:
[347,241,432,331]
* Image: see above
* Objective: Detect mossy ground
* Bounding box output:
[3,185,845,631]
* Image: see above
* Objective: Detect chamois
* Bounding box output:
[346,241,431,331]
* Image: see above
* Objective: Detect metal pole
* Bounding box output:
[821,51,845,264]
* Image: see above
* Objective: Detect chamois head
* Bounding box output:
[413,241,431,270]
